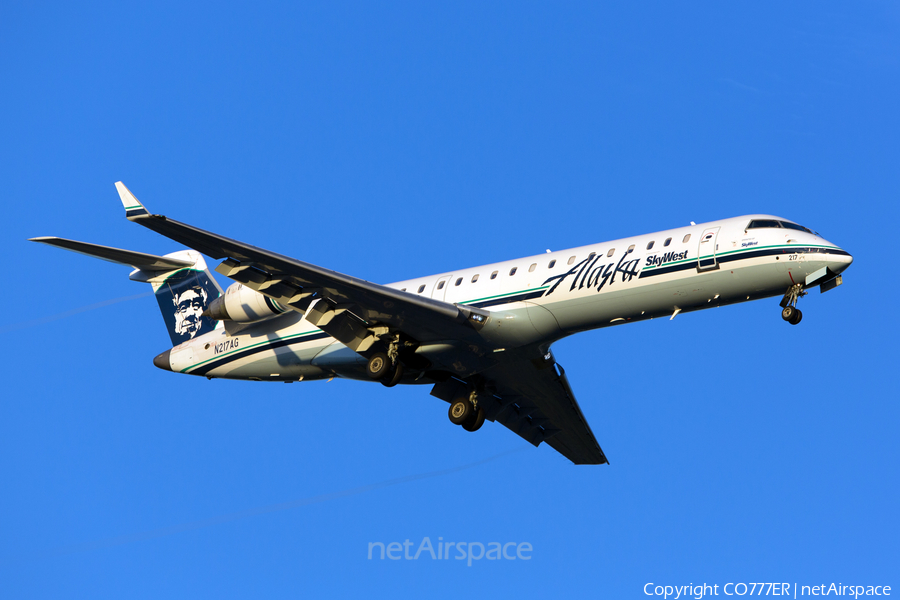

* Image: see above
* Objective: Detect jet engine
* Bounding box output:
[202,283,288,322]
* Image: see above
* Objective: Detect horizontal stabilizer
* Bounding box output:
[29,237,193,271]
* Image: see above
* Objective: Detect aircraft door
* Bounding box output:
[432,275,453,302]
[697,226,721,271]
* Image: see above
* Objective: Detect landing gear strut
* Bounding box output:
[780,284,806,325]
[448,391,485,432]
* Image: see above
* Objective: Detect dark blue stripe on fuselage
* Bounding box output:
[639,246,850,279]
[190,331,331,376]
[466,289,546,309]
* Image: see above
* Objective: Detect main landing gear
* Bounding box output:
[780,284,807,325]
[366,351,404,388]
[448,391,486,432]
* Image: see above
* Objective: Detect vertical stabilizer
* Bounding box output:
[133,250,223,345]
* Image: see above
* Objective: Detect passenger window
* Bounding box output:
[417,284,425,293]
[607,248,615,257]
[455,277,462,286]
[400,288,406,292]
[664,237,672,247]
[647,241,654,250]
[437,281,445,290]
[490,271,498,280]
[471,274,479,283]
[627,244,635,253]
[528,263,536,272]
[548,260,556,268]
[509,267,517,276]
[683,234,691,243]
[567,256,576,265]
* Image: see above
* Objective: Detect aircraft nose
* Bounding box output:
[153,349,172,371]
[830,247,853,273]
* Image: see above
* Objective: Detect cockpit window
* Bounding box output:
[780,221,814,234]
[747,219,782,229]
[747,219,813,234]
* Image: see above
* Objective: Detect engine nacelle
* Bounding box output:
[203,283,288,323]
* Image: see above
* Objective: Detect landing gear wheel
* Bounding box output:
[366,352,391,379]
[789,309,803,325]
[781,306,796,322]
[462,407,485,432]
[448,396,474,425]
[381,362,404,388]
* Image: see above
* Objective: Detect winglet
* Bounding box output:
[116,181,150,220]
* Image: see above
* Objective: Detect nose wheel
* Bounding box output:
[781,305,803,325]
[779,284,806,325]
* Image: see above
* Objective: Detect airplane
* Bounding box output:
[31,182,853,465]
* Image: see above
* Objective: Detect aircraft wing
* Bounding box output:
[114,183,489,353]
[478,350,607,465]
[116,183,606,464]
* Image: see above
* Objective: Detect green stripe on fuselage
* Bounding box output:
[181,328,324,373]
[460,286,549,305]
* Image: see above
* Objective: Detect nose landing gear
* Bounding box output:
[781,305,803,325]
[780,284,806,325]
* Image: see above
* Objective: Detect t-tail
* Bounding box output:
[29,236,223,346]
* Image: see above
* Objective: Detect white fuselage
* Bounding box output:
[164,214,852,380]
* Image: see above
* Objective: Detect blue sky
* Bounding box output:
[2,2,898,598]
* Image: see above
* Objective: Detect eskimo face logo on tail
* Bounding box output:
[173,285,208,338]
[156,269,219,343]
